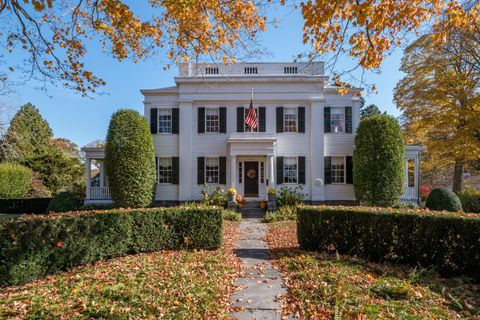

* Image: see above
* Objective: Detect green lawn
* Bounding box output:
[0,221,241,319]
[266,221,480,320]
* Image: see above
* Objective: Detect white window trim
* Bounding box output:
[283,107,298,133]
[205,107,220,134]
[205,156,220,184]
[331,156,346,184]
[330,107,346,134]
[283,156,299,184]
[157,108,173,135]
[157,156,173,185]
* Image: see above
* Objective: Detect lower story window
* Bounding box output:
[284,157,298,183]
[331,157,345,183]
[238,161,243,183]
[206,157,219,184]
[158,157,172,183]
[260,161,265,183]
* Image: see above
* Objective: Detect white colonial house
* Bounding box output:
[82,62,423,205]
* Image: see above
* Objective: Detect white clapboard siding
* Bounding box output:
[155,184,179,201]
[324,184,356,201]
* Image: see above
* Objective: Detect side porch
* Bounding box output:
[82,145,112,205]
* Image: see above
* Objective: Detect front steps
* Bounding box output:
[238,200,266,218]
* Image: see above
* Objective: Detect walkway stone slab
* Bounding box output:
[230,209,288,320]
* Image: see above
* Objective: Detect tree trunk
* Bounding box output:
[452,159,464,193]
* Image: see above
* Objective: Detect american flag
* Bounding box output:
[245,99,257,130]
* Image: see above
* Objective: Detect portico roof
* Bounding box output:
[227,133,276,157]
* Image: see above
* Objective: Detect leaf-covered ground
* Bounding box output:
[266,221,480,320]
[0,221,241,319]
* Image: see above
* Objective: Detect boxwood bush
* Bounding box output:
[457,188,480,213]
[47,191,83,213]
[0,162,32,198]
[0,207,223,286]
[425,188,462,212]
[297,206,480,281]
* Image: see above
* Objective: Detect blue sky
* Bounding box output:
[5,4,405,148]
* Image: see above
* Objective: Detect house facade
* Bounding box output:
[82,62,423,204]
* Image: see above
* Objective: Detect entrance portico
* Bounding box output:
[227,132,276,199]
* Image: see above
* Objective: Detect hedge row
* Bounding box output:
[0,198,52,214]
[0,207,223,286]
[297,206,480,281]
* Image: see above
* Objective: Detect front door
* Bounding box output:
[244,161,259,197]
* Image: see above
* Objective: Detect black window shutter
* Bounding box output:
[346,156,353,184]
[298,156,306,184]
[219,107,227,133]
[259,107,266,132]
[298,106,305,133]
[172,108,179,134]
[198,107,205,133]
[276,156,284,184]
[155,157,159,182]
[219,157,227,184]
[324,156,332,184]
[345,107,353,133]
[237,107,244,132]
[276,107,284,133]
[324,107,331,133]
[197,157,205,184]
[172,157,179,184]
[150,108,158,134]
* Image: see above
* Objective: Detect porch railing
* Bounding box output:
[89,187,111,199]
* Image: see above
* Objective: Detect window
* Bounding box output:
[260,161,265,183]
[283,157,298,183]
[206,108,220,133]
[244,107,259,132]
[158,157,172,183]
[244,67,258,74]
[407,159,415,187]
[205,67,219,74]
[331,157,345,183]
[238,161,243,183]
[284,108,297,132]
[158,109,172,133]
[284,66,298,74]
[331,108,345,133]
[205,157,219,184]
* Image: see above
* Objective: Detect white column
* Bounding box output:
[310,99,325,201]
[415,156,420,202]
[99,161,104,188]
[179,101,193,201]
[230,156,236,188]
[86,158,91,200]
[269,155,275,187]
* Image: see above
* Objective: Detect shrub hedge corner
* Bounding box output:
[297,206,480,281]
[0,207,223,286]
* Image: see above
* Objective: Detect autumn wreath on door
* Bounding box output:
[247,168,256,179]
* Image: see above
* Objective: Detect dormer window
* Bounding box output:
[284,66,298,74]
[244,67,258,74]
[205,67,219,75]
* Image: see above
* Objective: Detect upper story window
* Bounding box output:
[205,67,219,75]
[331,107,345,133]
[158,109,172,133]
[283,157,298,184]
[284,66,298,74]
[244,67,258,74]
[205,157,219,184]
[331,157,345,183]
[244,107,259,132]
[206,108,220,133]
[284,107,298,132]
[157,157,172,184]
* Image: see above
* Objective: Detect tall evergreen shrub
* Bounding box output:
[353,115,405,206]
[105,109,156,207]
[0,163,32,198]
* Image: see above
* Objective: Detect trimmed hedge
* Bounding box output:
[298,206,480,281]
[0,198,52,214]
[47,192,82,213]
[0,163,32,198]
[425,188,462,212]
[0,207,223,286]
[457,188,480,213]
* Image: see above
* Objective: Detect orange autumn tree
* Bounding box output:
[0,0,477,95]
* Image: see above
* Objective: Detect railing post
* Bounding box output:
[86,158,91,200]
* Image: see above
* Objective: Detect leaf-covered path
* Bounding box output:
[230,207,288,320]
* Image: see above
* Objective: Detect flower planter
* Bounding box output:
[268,194,276,201]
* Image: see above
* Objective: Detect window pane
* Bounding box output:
[330,108,344,133]
[206,157,219,184]
[206,108,220,133]
[408,159,415,187]
[158,157,172,183]
[331,157,345,183]
[158,109,172,133]
[283,157,298,183]
[284,108,297,132]
[238,161,243,183]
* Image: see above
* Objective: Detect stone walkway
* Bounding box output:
[230,206,287,320]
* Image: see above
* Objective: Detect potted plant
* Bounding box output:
[227,187,237,202]
[267,188,276,201]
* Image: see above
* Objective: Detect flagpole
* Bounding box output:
[250,88,253,132]
[251,88,253,100]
